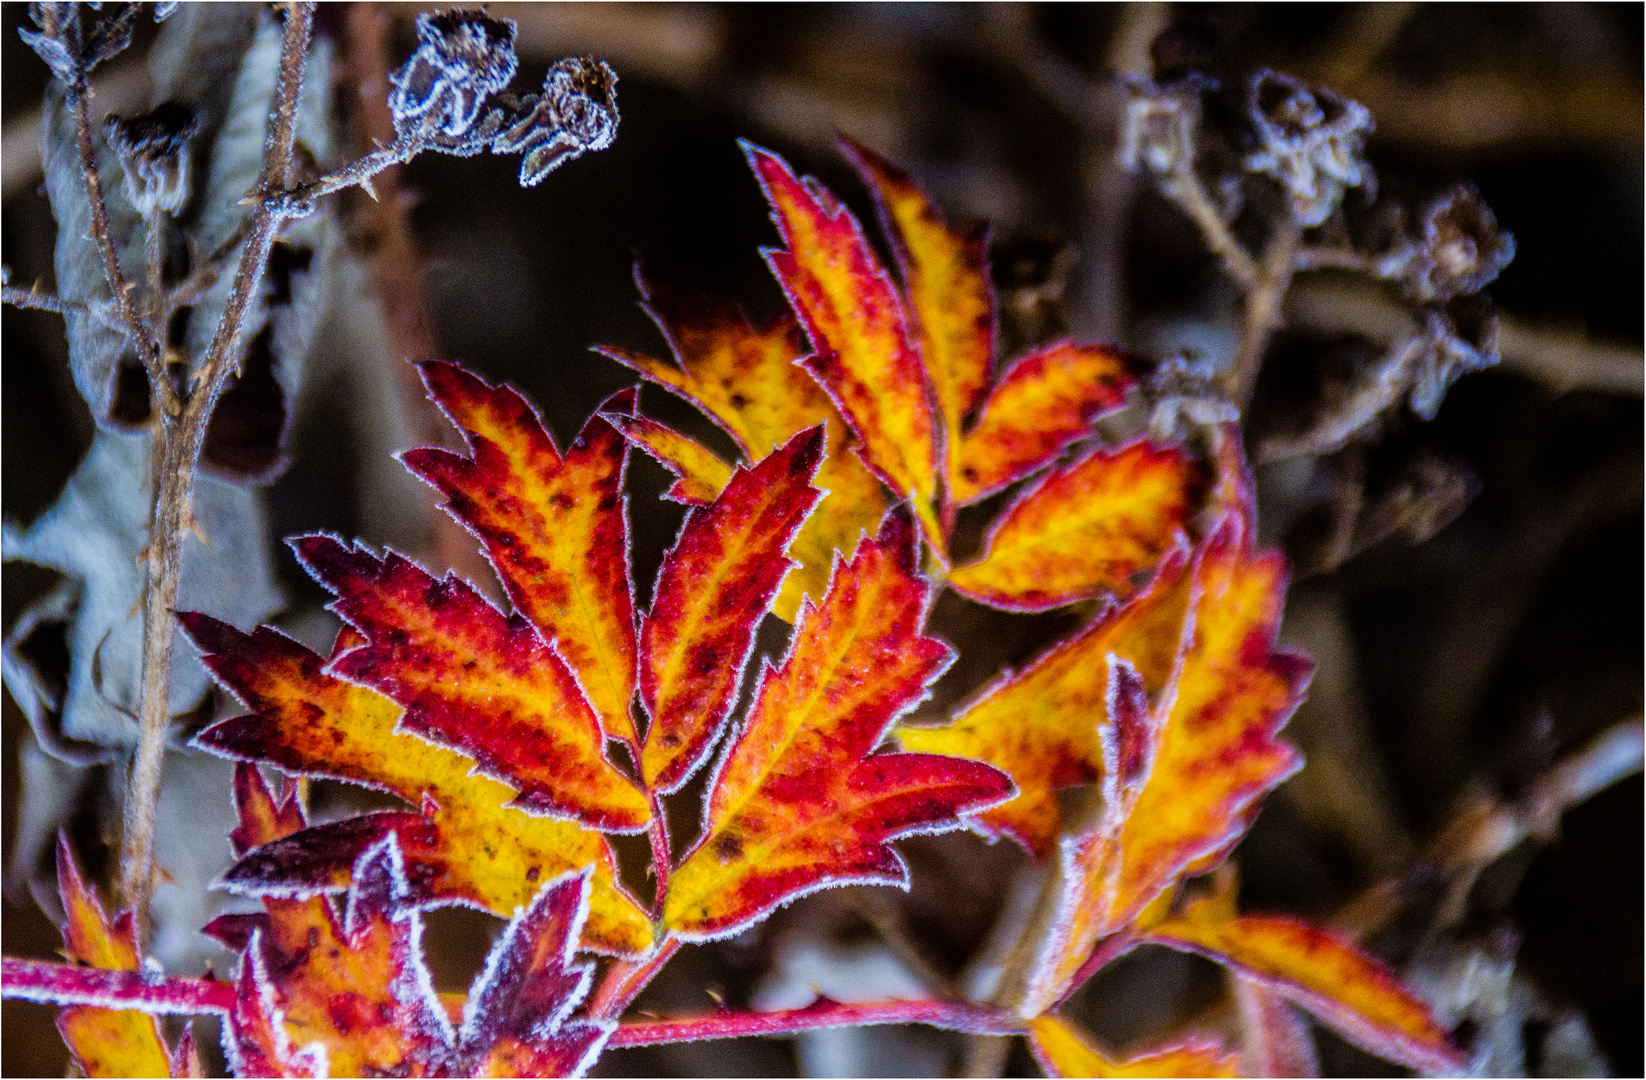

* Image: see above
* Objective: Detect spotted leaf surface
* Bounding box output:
[746,142,945,549]
[1021,514,1310,1012]
[843,138,993,503]
[184,614,652,956]
[948,439,1205,612]
[1029,1016,1239,1078]
[603,410,735,505]
[664,509,1013,938]
[897,547,1193,858]
[291,535,651,832]
[1148,892,1462,1074]
[401,362,642,746]
[953,342,1139,504]
[638,427,825,793]
[600,274,887,621]
[53,839,176,1079]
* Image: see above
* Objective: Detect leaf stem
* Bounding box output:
[117,0,315,936]
[607,998,1026,1047]
[586,935,682,1022]
[0,958,235,1015]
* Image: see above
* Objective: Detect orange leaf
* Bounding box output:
[1021,514,1309,1012]
[664,509,1012,938]
[1028,1015,1238,1078]
[953,342,1139,504]
[897,547,1194,858]
[292,536,651,832]
[603,410,735,505]
[402,364,642,747]
[638,427,825,793]
[948,439,1205,612]
[53,839,175,1079]
[745,142,945,550]
[185,615,653,956]
[599,273,887,622]
[842,138,993,504]
[1149,893,1463,1074]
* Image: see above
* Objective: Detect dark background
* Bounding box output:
[4,4,1640,1076]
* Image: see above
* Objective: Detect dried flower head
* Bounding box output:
[1147,354,1240,442]
[1408,296,1500,420]
[389,8,518,140]
[1400,184,1516,304]
[1244,70,1373,228]
[19,1,145,85]
[492,58,620,187]
[1118,76,1204,177]
[105,101,198,216]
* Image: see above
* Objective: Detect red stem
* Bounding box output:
[1,958,235,1015]
[1052,930,1140,1009]
[608,998,1025,1047]
[586,936,682,1022]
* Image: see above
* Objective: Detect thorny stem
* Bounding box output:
[2,283,92,318]
[586,936,682,1022]
[118,0,316,936]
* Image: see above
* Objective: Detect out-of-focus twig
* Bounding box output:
[1288,279,1645,396]
[1,56,151,200]
[1333,718,1645,942]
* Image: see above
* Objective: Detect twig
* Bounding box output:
[1160,166,1260,291]
[118,0,316,935]
[1225,219,1302,407]
[1332,717,1645,942]
[2,283,91,318]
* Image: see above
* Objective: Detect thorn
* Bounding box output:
[360,176,379,201]
[185,506,210,548]
[705,986,725,1007]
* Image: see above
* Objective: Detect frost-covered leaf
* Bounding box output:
[1147,890,1463,1074]
[1019,513,1309,1013]
[604,409,735,506]
[184,615,653,956]
[841,138,993,505]
[947,440,1205,612]
[291,535,651,832]
[664,509,1013,938]
[953,342,1139,504]
[402,363,642,747]
[599,270,886,622]
[746,142,945,550]
[1029,1016,1238,1078]
[638,427,825,793]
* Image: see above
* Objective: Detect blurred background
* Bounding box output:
[4,3,1640,1076]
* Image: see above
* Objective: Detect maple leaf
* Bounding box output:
[1146,887,1464,1074]
[599,269,886,623]
[663,508,1014,938]
[400,362,643,747]
[1028,1015,1238,1078]
[1011,511,1310,1014]
[289,534,652,832]
[50,837,184,1078]
[184,614,653,956]
[946,439,1207,612]
[637,426,825,793]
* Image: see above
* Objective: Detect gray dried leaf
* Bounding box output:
[2,431,283,756]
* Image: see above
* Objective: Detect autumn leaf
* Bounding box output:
[602,409,734,505]
[1147,889,1463,1074]
[290,535,652,832]
[947,439,1206,612]
[400,362,643,747]
[745,141,946,550]
[598,271,886,621]
[184,614,653,956]
[51,838,178,1079]
[1019,512,1310,1013]
[638,426,825,793]
[952,342,1140,505]
[1028,1015,1238,1078]
[664,508,1013,938]
[897,545,1195,858]
[841,137,993,507]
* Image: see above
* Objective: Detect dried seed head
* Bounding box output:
[1244,70,1373,228]
[1408,296,1500,420]
[1147,354,1240,442]
[1118,76,1203,177]
[19,1,146,84]
[389,8,519,139]
[105,101,198,216]
[1401,185,1516,303]
[492,58,620,187]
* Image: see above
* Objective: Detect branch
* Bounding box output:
[2,283,91,318]
[607,998,1026,1048]
[118,0,316,933]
